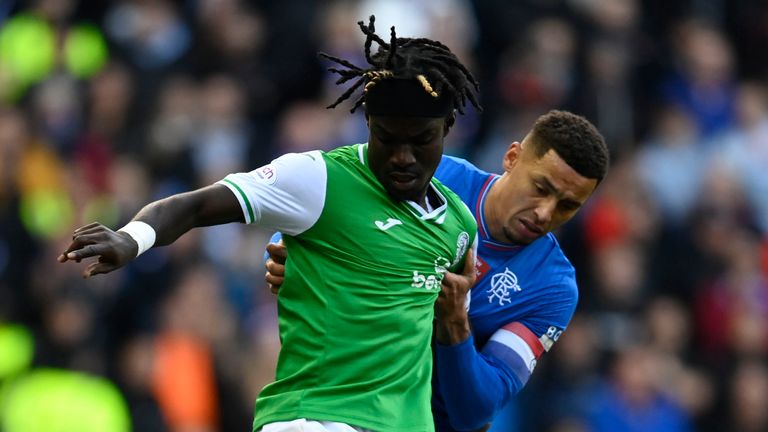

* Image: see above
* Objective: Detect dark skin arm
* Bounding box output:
[434,248,475,345]
[264,242,477,345]
[264,240,287,294]
[58,184,243,277]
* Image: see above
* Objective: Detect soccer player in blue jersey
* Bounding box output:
[266,110,610,431]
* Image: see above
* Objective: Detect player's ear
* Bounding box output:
[502,142,523,172]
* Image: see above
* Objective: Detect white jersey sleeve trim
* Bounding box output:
[466,234,479,312]
[217,151,327,236]
[357,143,366,164]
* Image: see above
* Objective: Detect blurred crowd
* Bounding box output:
[0,0,767,431]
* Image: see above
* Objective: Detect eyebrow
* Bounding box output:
[539,177,582,207]
[413,129,437,140]
[539,177,560,196]
[372,124,437,140]
[371,124,393,137]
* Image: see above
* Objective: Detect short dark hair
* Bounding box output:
[320,15,482,115]
[529,110,609,183]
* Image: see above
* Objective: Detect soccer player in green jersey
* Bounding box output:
[59,16,481,432]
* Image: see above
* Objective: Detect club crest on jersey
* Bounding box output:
[487,267,521,306]
[452,231,470,266]
[255,164,277,185]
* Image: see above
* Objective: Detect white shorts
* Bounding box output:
[260,418,369,432]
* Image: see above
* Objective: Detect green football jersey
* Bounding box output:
[219,144,477,432]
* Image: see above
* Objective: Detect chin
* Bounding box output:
[384,187,415,202]
[509,237,532,245]
[503,228,533,245]
[387,183,427,203]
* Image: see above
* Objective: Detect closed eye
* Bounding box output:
[413,131,437,144]
[559,201,580,212]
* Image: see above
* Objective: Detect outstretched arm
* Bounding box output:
[60,150,329,278]
[58,184,242,277]
[129,184,245,246]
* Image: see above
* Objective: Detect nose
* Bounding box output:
[533,198,557,226]
[390,144,416,168]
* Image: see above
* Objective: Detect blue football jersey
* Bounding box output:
[432,155,578,431]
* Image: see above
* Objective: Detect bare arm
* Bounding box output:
[59,184,242,277]
[132,184,244,246]
[265,239,287,294]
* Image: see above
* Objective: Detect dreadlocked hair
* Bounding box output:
[319,15,482,114]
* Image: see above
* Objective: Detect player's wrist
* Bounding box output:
[436,312,471,345]
[117,221,156,257]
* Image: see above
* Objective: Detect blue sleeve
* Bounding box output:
[519,239,579,341]
[263,231,283,262]
[520,271,578,343]
[435,335,523,431]
[435,155,470,196]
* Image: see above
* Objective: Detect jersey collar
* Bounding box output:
[475,174,523,252]
[359,143,448,222]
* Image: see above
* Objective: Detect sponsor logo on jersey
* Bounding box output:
[255,164,277,185]
[434,256,451,276]
[487,267,521,306]
[539,326,563,351]
[375,218,403,231]
[411,256,450,291]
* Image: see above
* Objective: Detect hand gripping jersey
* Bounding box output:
[218,145,477,432]
[430,156,578,431]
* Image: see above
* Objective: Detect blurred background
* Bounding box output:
[0,0,767,431]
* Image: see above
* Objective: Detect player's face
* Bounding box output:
[366,115,448,203]
[487,136,598,244]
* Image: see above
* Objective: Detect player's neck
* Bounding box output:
[416,184,440,211]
